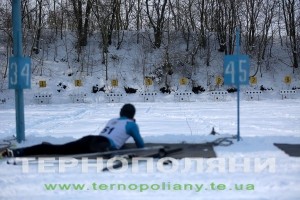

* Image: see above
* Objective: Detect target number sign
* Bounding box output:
[216,76,223,86]
[111,79,118,87]
[179,77,188,85]
[144,78,153,86]
[249,76,257,85]
[9,56,31,89]
[75,80,82,87]
[284,76,292,84]
[224,55,249,86]
[39,80,47,88]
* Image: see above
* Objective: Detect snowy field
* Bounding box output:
[0,99,300,200]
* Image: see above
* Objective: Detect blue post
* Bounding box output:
[12,0,25,143]
[235,28,240,141]
[224,28,249,142]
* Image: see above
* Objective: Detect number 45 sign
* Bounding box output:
[224,55,249,86]
[9,56,31,89]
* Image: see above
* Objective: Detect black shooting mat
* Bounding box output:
[274,143,300,157]
[122,143,216,159]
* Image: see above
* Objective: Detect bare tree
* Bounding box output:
[34,0,43,54]
[145,0,168,48]
[281,0,299,69]
[136,0,142,43]
[92,0,114,80]
[70,0,92,60]
[196,0,207,48]
[1,0,299,85]
[243,0,263,52]
[109,0,126,49]
[0,1,12,80]
[214,0,239,54]
[251,0,278,77]
[47,0,64,39]
[169,0,194,52]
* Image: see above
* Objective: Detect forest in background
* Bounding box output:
[0,0,299,88]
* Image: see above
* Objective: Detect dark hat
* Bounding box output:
[120,104,136,119]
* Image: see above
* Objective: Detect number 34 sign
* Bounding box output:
[224,55,249,86]
[9,56,31,89]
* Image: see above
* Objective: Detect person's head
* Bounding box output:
[120,103,136,119]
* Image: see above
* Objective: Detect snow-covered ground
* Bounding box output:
[0,99,300,200]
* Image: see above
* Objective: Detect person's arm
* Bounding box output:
[126,122,144,148]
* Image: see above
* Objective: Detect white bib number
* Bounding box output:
[100,119,132,149]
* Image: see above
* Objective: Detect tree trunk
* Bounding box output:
[282,0,299,68]
[145,0,168,49]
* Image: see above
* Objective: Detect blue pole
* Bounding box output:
[12,0,25,142]
[236,28,240,141]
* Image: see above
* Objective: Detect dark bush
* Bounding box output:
[192,85,205,94]
[98,86,106,92]
[57,82,67,92]
[260,85,273,91]
[124,86,138,94]
[92,85,106,93]
[160,86,171,94]
[227,87,237,93]
[92,85,98,93]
